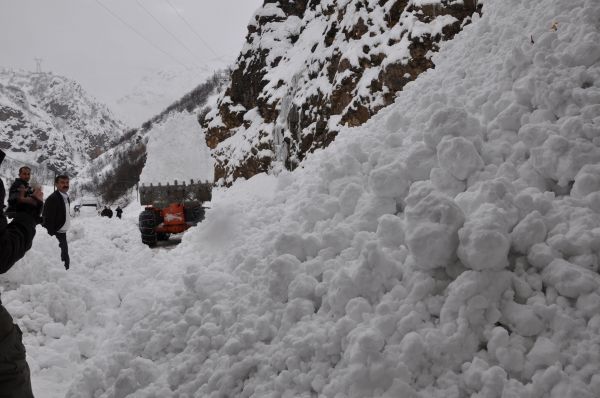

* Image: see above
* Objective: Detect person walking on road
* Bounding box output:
[42,175,71,270]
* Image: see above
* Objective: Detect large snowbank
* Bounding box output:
[1,0,599,396]
[139,112,214,185]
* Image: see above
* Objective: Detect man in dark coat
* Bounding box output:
[0,149,38,397]
[115,206,123,219]
[42,175,71,270]
[5,166,43,220]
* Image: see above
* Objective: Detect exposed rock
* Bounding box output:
[201,0,482,185]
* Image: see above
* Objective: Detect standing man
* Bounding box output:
[0,149,38,398]
[115,206,123,219]
[5,166,43,221]
[42,175,71,270]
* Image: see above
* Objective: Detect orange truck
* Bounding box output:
[138,179,212,247]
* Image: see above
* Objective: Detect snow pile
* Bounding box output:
[139,112,213,185]
[1,0,599,396]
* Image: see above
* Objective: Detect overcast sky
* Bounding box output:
[0,0,262,103]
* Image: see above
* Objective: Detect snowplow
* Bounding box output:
[138,179,212,247]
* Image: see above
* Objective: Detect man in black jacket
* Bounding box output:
[5,166,43,220]
[0,149,39,397]
[42,175,71,270]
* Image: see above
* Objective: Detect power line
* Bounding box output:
[164,0,221,59]
[92,0,191,70]
[134,0,204,68]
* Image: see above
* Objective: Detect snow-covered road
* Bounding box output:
[2,209,156,397]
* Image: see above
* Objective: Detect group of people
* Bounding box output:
[0,149,72,397]
[100,205,122,219]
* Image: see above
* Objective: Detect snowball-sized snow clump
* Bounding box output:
[423,107,483,152]
[458,204,511,270]
[572,164,600,198]
[404,191,464,269]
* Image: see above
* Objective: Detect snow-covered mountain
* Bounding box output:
[201,0,482,184]
[0,69,125,175]
[110,64,227,128]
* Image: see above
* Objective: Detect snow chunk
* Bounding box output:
[436,136,484,180]
[376,214,405,248]
[530,135,600,188]
[542,259,599,298]
[404,192,465,269]
[268,254,301,302]
[405,142,437,181]
[510,210,547,255]
[430,167,466,197]
[369,161,411,201]
[458,204,511,271]
[423,107,483,152]
[527,337,560,368]
[42,322,66,339]
[455,178,519,228]
[572,164,600,199]
[501,300,545,337]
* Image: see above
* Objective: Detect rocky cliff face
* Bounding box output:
[201,0,482,185]
[0,70,125,175]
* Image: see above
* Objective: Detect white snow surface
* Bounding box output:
[110,65,223,128]
[1,0,600,397]
[139,112,214,185]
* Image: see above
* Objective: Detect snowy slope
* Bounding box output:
[139,111,213,185]
[1,0,600,397]
[0,70,125,174]
[110,64,226,128]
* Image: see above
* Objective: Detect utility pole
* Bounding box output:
[34,58,43,73]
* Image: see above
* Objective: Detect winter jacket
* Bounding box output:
[6,178,30,216]
[42,191,69,236]
[0,187,36,278]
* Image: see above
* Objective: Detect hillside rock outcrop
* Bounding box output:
[201,0,482,184]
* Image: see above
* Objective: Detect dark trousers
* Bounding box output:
[0,305,34,398]
[55,233,69,267]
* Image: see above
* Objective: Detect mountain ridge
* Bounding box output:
[0,69,125,175]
